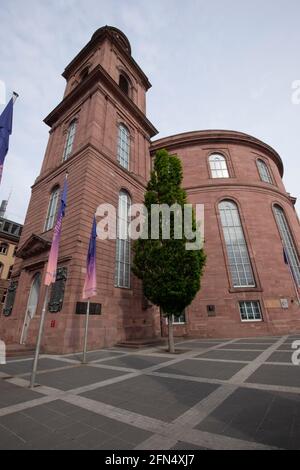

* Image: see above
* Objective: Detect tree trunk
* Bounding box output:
[168,316,175,353]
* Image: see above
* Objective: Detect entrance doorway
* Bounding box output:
[20,273,41,344]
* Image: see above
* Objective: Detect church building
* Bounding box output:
[0,26,300,353]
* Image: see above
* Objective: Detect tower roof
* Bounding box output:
[91,26,131,55]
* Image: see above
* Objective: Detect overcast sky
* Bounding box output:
[0,0,300,223]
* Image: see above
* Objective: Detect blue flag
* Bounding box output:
[83,216,97,299]
[0,98,14,183]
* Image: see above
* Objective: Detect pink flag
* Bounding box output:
[45,179,68,286]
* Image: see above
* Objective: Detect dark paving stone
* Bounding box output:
[0,380,43,409]
[33,365,128,391]
[277,345,297,351]
[176,342,223,350]
[246,364,300,388]
[81,375,218,422]
[67,351,125,362]
[158,359,244,380]
[266,351,295,364]
[172,441,207,450]
[100,355,172,370]
[198,350,261,361]
[218,344,267,350]
[0,399,152,449]
[0,358,72,376]
[234,338,277,344]
[197,387,300,449]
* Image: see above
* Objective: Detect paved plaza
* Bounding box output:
[0,335,300,450]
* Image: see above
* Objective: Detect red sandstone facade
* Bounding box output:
[0,27,300,352]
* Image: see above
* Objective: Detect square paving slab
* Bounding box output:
[0,400,152,450]
[0,380,43,409]
[218,344,267,350]
[100,354,172,370]
[246,364,300,388]
[0,358,72,376]
[81,374,219,422]
[67,350,125,362]
[198,349,261,362]
[197,387,300,449]
[266,351,295,364]
[32,365,128,391]
[157,359,245,380]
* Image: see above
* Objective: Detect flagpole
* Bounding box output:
[82,299,91,364]
[30,285,50,388]
[12,92,19,104]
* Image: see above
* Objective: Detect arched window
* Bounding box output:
[257,159,273,184]
[219,200,255,287]
[63,120,77,161]
[117,124,130,170]
[0,263,4,277]
[115,190,131,288]
[209,154,229,178]
[119,74,130,96]
[0,243,8,255]
[44,186,60,232]
[273,205,300,286]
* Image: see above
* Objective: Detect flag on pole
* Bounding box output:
[45,177,68,286]
[0,98,14,183]
[83,216,97,299]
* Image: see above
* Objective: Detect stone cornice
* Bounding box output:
[150,130,284,177]
[185,181,293,205]
[44,64,158,138]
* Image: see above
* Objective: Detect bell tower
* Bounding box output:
[0,26,159,353]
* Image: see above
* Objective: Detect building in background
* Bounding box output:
[0,26,299,353]
[0,201,23,314]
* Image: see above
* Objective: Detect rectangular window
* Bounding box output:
[166,311,186,324]
[239,301,262,322]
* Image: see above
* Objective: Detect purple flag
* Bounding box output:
[83,216,97,299]
[45,178,68,286]
[0,98,14,183]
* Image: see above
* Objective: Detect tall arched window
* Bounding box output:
[63,120,77,162]
[44,186,60,232]
[273,205,300,286]
[0,263,4,277]
[219,200,255,287]
[117,124,130,170]
[209,154,229,178]
[119,74,130,96]
[257,159,273,184]
[115,190,131,288]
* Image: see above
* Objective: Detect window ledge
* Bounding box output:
[229,287,263,293]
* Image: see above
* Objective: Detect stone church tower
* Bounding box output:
[0,26,159,353]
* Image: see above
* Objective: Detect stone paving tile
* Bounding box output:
[33,365,128,391]
[172,441,207,450]
[100,354,172,370]
[0,400,152,450]
[277,344,297,351]
[266,351,295,364]
[246,364,300,388]
[0,380,43,409]
[218,344,267,350]
[197,387,300,449]
[0,358,72,376]
[234,338,277,344]
[81,375,219,422]
[176,342,223,350]
[197,350,261,362]
[67,351,125,362]
[157,359,244,380]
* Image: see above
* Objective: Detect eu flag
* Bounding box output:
[0,98,14,183]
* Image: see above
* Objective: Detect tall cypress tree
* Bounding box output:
[132,149,206,352]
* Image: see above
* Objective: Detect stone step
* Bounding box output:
[5,344,36,358]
